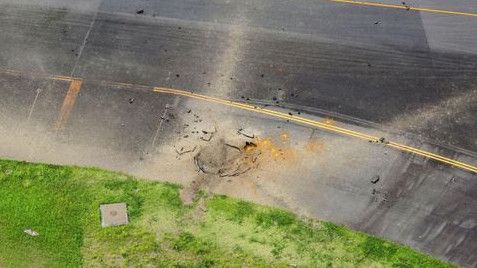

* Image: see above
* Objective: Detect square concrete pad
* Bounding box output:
[100,203,129,227]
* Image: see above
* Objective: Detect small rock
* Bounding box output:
[371,175,380,184]
[136,9,144,14]
[128,98,135,104]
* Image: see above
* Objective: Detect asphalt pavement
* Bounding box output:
[1,0,477,266]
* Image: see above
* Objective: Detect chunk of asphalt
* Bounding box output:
[371,175,380,184]
[238,128,255,139]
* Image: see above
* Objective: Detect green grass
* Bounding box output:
[0,159,452,267]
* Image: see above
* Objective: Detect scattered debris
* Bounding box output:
[128,98,135,104]
[136,9,144,14]
[199,126,217,142]
[225,143,241,151]
[200,132,214,142]
[175,145,197,155]
[238,128,255,139]
[24,229,39,237]
[371,175,380,184]
[243,141,257,151]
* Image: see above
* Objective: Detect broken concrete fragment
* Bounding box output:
[238,128,255,139]
[200,132,214,141]
[174,145,197,155]
[371,175,380,184]
[100,203,129,228]
[24,229,39,237]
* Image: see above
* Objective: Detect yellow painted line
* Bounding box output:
[0,68,76,82]
[54,79,83,130]
[153,87,477,174]
[50,75,74,82]
[331,0,477,17]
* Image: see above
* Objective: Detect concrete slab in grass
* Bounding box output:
[100,203,129,228]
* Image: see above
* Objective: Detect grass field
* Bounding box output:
[0,159,452,267]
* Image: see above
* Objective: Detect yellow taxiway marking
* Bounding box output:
[153,87,477,174]
[54,79,83,130]
[331,0,477,17]
[50,75,74,82]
